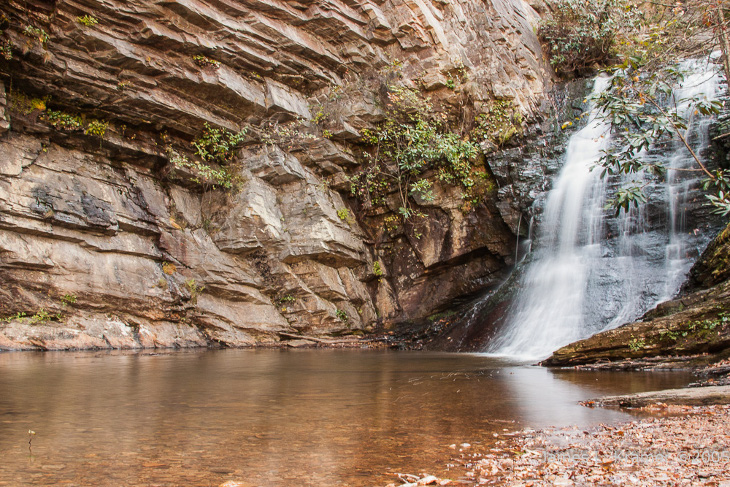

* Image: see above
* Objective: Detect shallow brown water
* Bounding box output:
[0,349,693,486]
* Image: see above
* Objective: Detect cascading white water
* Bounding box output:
[486,61,722,360]
[485,76,613,359]
[659,59,722,301]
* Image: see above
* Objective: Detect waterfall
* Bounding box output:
[486,61,722,360]
[659,59,722,301]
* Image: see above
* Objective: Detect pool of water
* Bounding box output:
[0,349,693,486]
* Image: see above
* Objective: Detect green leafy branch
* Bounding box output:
[192,122,247,164]
[593,57,728,215]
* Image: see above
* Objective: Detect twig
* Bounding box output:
[647,97,715,179]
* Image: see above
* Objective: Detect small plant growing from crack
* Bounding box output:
[192,55,220,69]
[337,207,354,225]
[186,279,205,305]
[628,336,646,352]
[161,261,177,275]
[76,15,99,27]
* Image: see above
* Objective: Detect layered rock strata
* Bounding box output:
[0,0,552,349]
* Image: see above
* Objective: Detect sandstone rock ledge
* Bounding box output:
[588,385,730,408]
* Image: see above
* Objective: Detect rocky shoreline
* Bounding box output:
[380,358,730,486]
[385,404,730,486]
[0,326,390,351]
[384,372,730,487]
[585,385,730,408]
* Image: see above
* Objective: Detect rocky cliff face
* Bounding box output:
[0,0,552,349]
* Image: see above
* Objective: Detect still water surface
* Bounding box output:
[0,349,693,486]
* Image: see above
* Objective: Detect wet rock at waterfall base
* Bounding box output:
[544,222,730,368]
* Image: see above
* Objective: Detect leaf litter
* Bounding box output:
[385,404,730,486]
